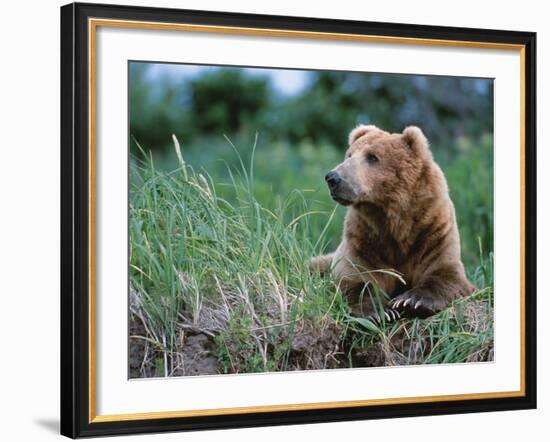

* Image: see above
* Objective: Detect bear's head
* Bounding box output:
[325,125,434,207]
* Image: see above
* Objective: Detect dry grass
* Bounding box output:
[129,286,493,378]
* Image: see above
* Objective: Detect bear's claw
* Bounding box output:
[366,308,401,325]
[391,290,442,319]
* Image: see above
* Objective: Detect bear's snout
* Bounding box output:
[325,171,342,189]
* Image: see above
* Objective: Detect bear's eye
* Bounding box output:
[366,153,379,164]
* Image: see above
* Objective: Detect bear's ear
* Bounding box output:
[402,126,431,157]
[348,124,378,146]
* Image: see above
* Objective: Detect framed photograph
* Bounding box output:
[60,2,537,438]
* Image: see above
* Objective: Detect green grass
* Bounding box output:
[129,134,494,378]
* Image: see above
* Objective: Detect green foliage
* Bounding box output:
[129,63,493,163]
[445,134,493,268]
[274,72,493,155]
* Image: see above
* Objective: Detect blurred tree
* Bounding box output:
[130,65,272,151]
[271,72,357,148]
[129,63,192,151]
[189,70,271,135]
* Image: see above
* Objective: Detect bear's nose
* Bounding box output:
[325,171,341,188]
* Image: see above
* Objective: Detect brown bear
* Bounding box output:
[310,124,475,320]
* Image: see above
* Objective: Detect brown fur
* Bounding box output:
[311,124,475,318]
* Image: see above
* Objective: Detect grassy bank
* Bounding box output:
[129,135,493,378]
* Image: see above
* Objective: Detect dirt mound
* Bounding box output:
[129,313,155,378]
[129,283,493,378]
[289,319,342,370]
[180,333,219,376]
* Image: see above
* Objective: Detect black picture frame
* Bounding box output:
[61,2,537,438]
